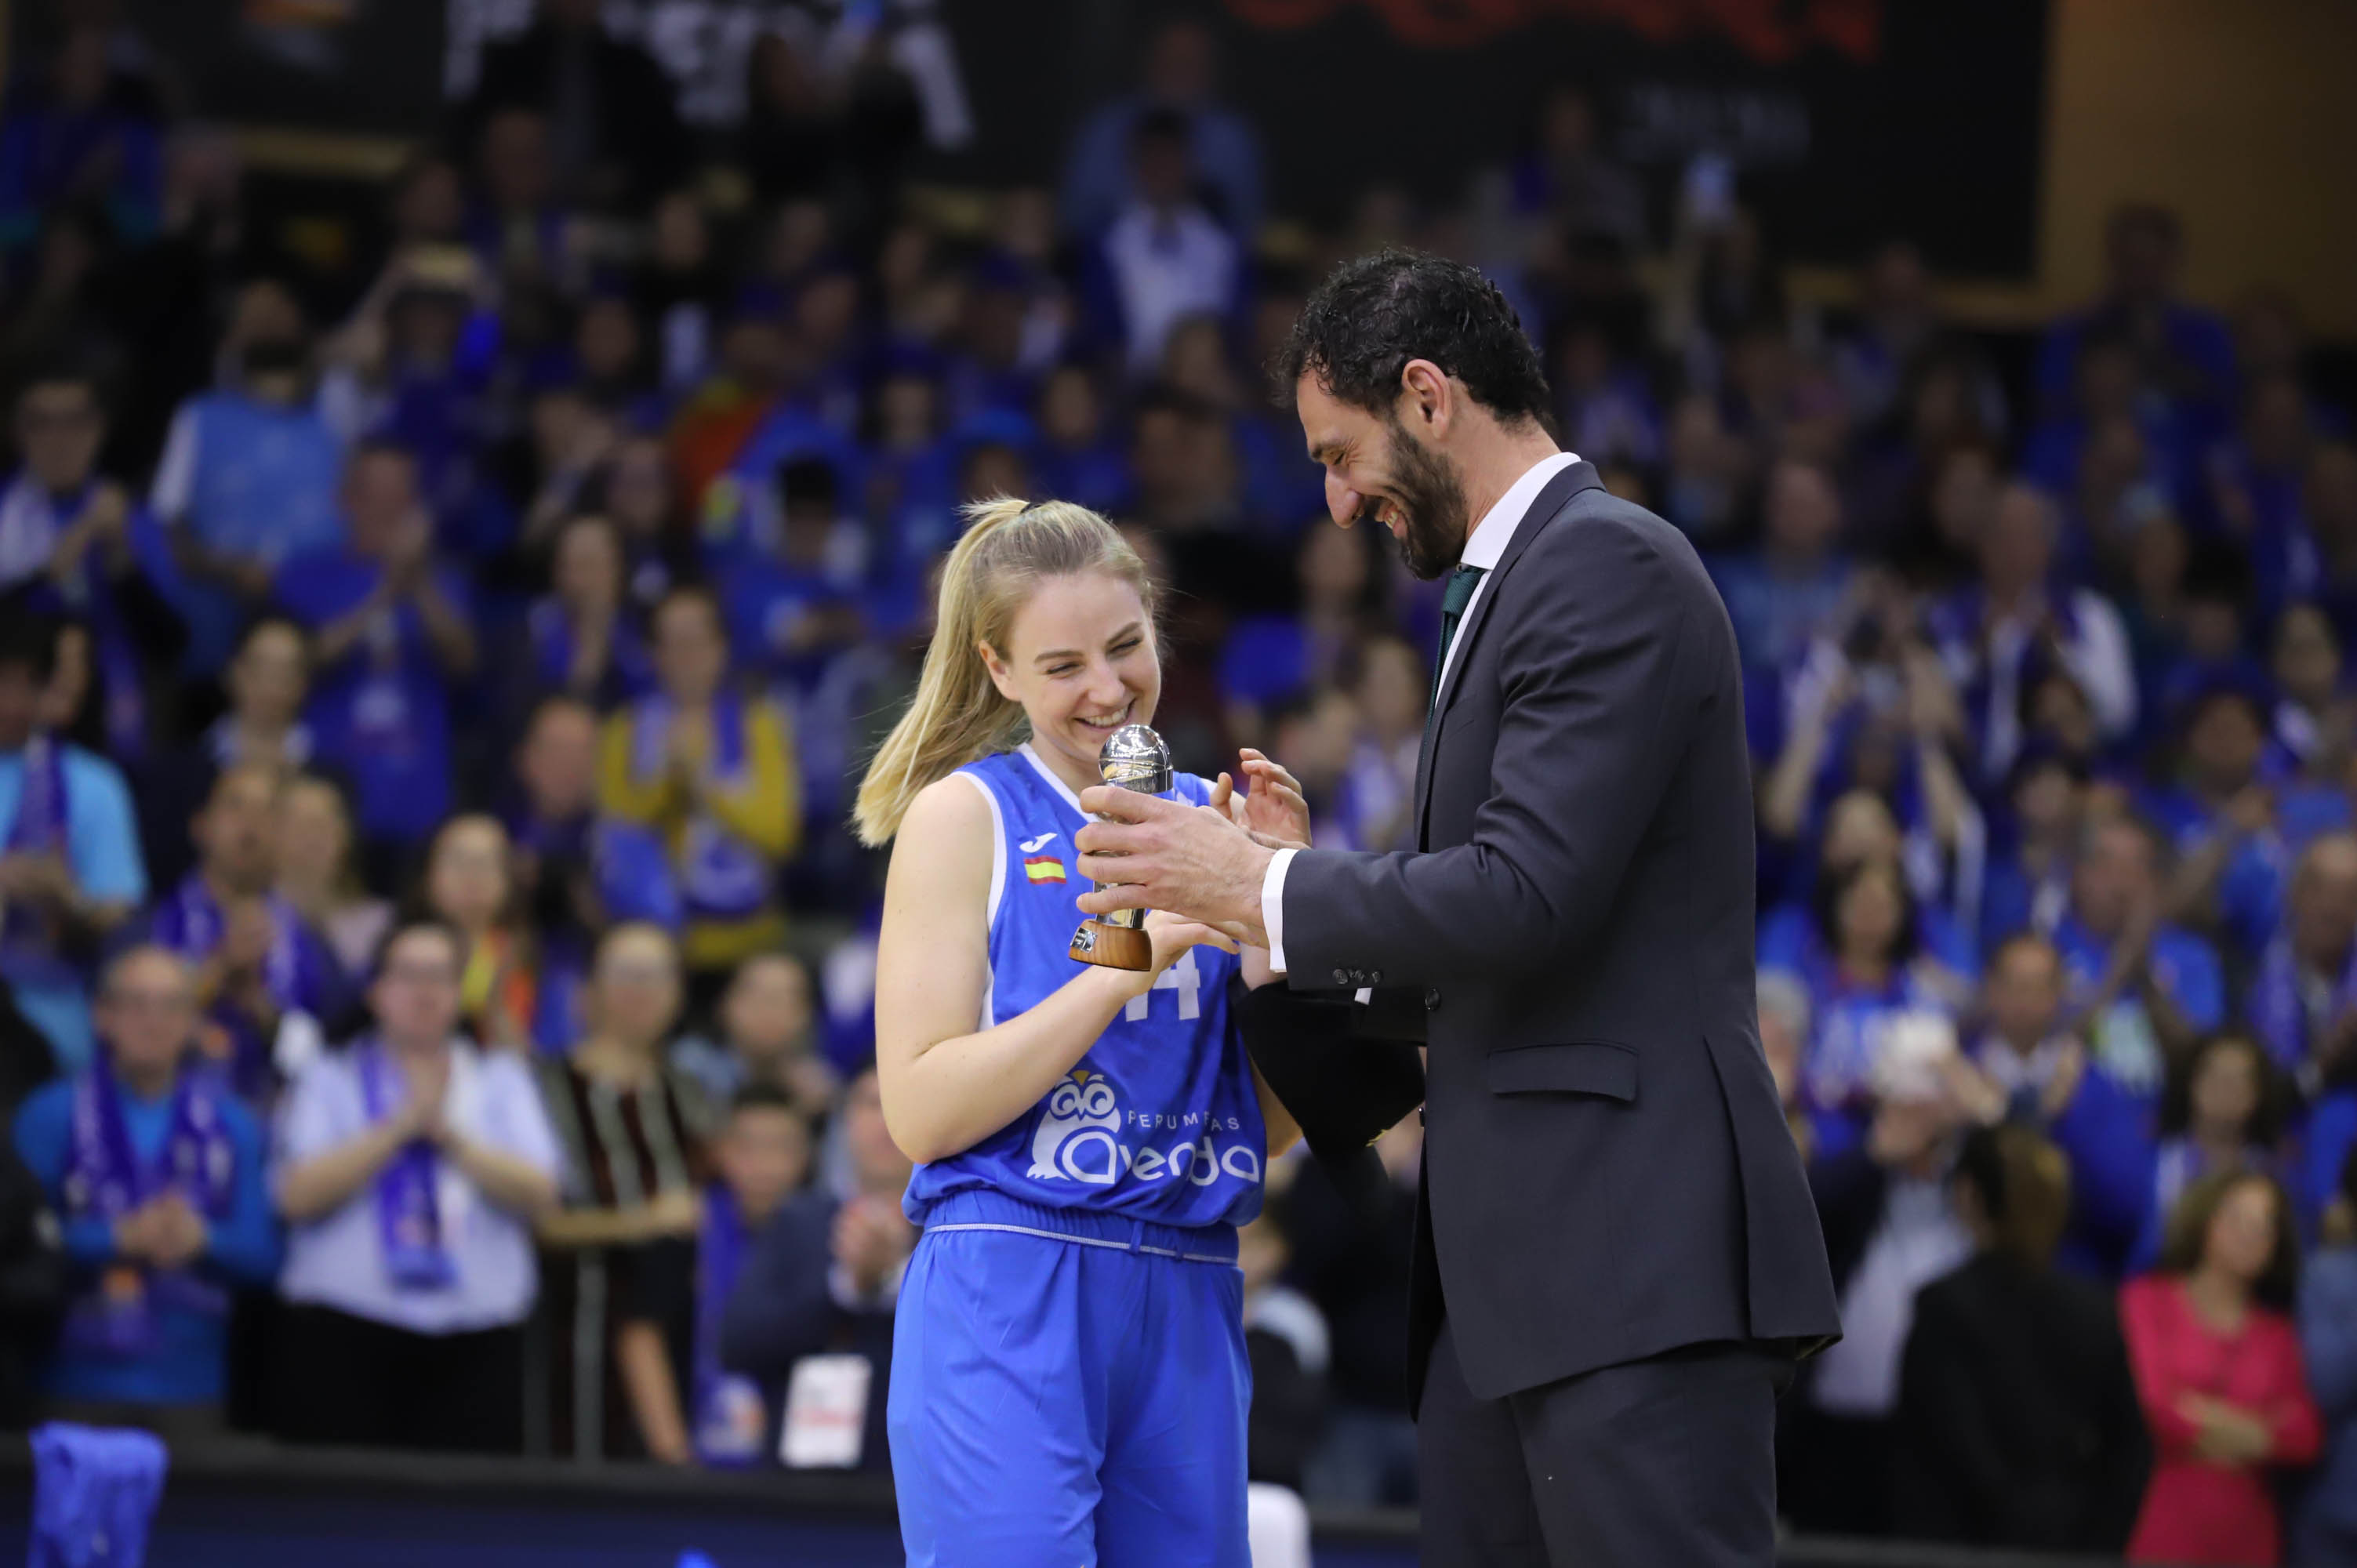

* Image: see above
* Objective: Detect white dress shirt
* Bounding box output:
[1262,451,1581,975]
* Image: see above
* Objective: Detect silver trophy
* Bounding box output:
[1069,723,1171,971]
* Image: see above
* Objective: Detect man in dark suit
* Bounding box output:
[1074,249,1841,1566]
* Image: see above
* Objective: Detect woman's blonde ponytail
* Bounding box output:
[852,496,1152,845]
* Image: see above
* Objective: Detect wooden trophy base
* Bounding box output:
[1070,918,1153,971]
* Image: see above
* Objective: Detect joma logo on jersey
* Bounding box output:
[1026,1069,1263,1188]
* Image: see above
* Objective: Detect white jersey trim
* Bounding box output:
[1017,742,1087,816]
[924,1221,1237,1265]
[956,768,1007,1029]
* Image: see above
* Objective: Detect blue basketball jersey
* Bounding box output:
[902,744,1266,1231]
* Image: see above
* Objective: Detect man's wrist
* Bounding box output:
[1238,841,1276,932]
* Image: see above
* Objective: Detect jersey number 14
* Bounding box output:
[1122,949,1201,1023]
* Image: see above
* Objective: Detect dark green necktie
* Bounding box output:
[1429,564,1486,713]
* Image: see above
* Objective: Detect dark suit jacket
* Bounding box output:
[1279,460,1840,1406]
[1892,1252,2148,1552]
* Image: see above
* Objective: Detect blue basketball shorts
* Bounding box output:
[886,1189,1251,1568]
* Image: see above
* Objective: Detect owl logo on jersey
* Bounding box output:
[1027,1069,1123,1185]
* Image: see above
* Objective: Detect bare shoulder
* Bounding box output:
[886,772,997,897]
[899,771,995,841]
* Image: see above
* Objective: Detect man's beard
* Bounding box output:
[1373,414,1471,581]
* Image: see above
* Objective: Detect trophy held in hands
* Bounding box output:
[1068,723,1170,972]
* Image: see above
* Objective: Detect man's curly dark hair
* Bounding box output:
[1269,249,1552,426]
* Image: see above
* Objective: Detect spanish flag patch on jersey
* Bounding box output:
[1023,855,1066,885]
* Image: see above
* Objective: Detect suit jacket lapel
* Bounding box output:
[1413,461,1606,849]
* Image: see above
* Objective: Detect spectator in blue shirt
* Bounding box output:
[942,256,1044,426]
[2149,683,2290,964]
[0,608,144,1072]
[1712,456,1854,677]
[1030,362,1132,518]
[2213,375,2320,615]
[591,433,695,619]
[151,284,347,675]
[2127,1029,2286,1275]
[1160,310,1320,536]
[10,946,276,1440]
[718,1065,912,1473]
[137,764,347,1103]
[2022,329,2194,538]
[1082,109,1245,379]
[502,694,677,1051]
[2296,1143,2357,1568]
[1967,933,2155,1276]
[0,24,161,256]
[691,1081,812,1465]
[1219,520,1385,736]
[2050,812,2224,1102]
[1059,17,1262,241]
[507,513,655,724]
[726,455,870,691]
[2251,833,2357,1096]
[2032,204,2236,437]
[1979,748,2087,961]
[2268,602,2352,788]
[1926,482,2138,791]
[1553,317,1664,478]
[272,441,479,866]
[0,372,186,768]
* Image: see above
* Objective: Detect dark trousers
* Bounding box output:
[274,1305,525,1454]
[1777,1403,1892,1538]
[1418,1318,1791,1567]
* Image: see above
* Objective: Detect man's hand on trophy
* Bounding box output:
[1075,786,1273,946]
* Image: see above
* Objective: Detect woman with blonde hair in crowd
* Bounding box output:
[855,496,1310,1566]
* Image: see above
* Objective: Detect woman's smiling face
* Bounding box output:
[984,571,1160,779]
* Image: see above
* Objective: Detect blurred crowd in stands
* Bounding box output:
[0,2,2352,1563]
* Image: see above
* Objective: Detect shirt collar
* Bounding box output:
[1458,451,1581,572]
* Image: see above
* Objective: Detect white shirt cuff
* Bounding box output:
[1261,848,1298,975]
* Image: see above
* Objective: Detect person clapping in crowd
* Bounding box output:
[10,947,276,1442]
[274,442,479,873]
[599,587,799,1011]
[0,608,144,1073]
[718,1065,909,1474]
[271,920,561,1453]
[1967,932,2153,1273]
[140,764,347,1100]
[691,1083,810,1466]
